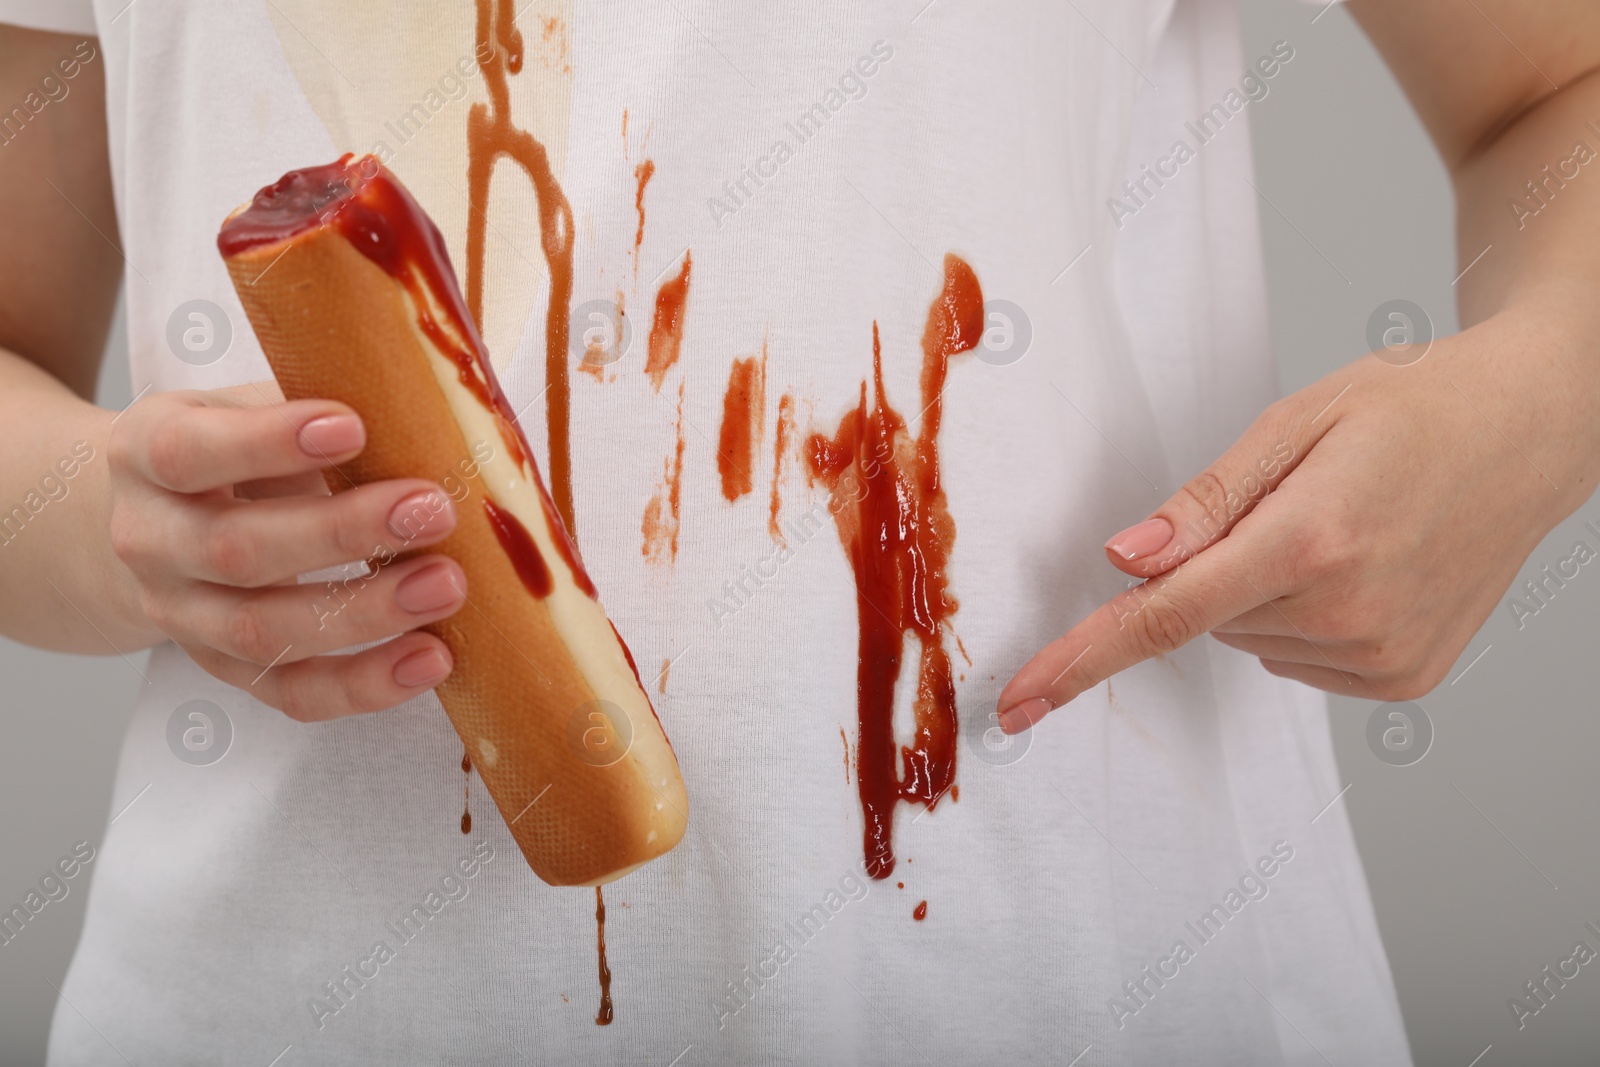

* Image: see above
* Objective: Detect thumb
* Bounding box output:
[1102,391,1337,580]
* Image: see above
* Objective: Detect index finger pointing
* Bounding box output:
[996,529,1282,733]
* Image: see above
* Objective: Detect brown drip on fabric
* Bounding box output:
[461,750,473,834]
[641,381,686,563]
[578,290,627,382]
[805,254,984,880]
[595,886,614,1025]
[644,253,692,391]
[913,900,928,921]
[716,343,766,501]
[632,159,655,278]
[769,392,796,542]
[466,0,579,539]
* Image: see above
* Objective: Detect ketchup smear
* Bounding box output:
[807,254,984,880]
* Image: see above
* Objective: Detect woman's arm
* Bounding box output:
[1351,0,1600,329]
[0,24,465,718]
[0,25,138,651]
[996,0,1600,731]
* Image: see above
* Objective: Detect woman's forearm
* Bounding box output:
[1454,67,1600,338]
[0,347,156,653]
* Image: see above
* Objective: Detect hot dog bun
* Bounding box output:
[217,155,687,887]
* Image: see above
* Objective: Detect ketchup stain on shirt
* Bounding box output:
[465,0,579,540]
[717,343,766,501]
[537,14,570,73]
[645,252,692,392]
[579,290,629,382]
[913,900,928,921]
[633,159,655,277]
[460,751,473,834]
[595,886,614,1026]
[769,392,796,542]
[806,254,984,880]
[642,381,686,564]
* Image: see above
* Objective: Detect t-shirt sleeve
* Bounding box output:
[0,0,96,34]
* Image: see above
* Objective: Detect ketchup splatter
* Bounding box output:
[645,253,692,392]
[461,750,472,834]
[806,254,984,880]
[632,159,655,277]
[717,345,766,501]
[658,658,671,695]
[595,886,614,1026]
[483,499,552,597]
[642,382,686,563]
[913,900,928,921]
[769,392,795,542]
[538,14,570,73]
[465,0,579,539]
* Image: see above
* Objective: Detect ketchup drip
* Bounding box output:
[483,499,553,597]
[645,253,692,392]
[641,382,686,563]
[913,900,928,921]
[594,886,614,1026]
[609,620,666,733]
[769,392,795,542]
[806,254,984,880]
[716,347,766,502]
[466,0,579,540]
[632,159,655,277]
[461,750,472,834]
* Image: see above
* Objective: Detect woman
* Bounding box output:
[2,0,1595,1062]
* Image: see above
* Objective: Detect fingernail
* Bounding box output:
[387,491,454,541]
[1105,517,1173,561]
[395,561,465,614]
[998,696,1053,735]
[297,414,364,457]
[393,646,451,688]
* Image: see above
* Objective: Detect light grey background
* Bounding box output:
[3,2,1598,1064]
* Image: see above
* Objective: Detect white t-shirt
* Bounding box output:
[4,0,1412,1063]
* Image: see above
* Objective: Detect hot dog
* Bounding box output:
[217,154,688,887]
